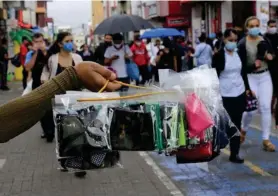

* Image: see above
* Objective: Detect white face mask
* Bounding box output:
[268,27,277,34]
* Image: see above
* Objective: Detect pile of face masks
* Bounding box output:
[53,67,239,171]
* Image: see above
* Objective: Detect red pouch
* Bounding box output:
[176,142,213,164]
[184,93,214,140]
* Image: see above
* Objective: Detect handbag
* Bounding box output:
[11,53,21,67]
[176,142,213,163]
[124,45,140,81]
[184,93,214,139]
[246,94,258,112]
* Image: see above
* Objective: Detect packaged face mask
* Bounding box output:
[109,106,155,151]
[55,105,121,171]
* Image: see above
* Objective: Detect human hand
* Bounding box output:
[255,60,262,68]
[74,61,122,92]
[111,55,119,60]
[266,53,273,61]
[246,90,255,97]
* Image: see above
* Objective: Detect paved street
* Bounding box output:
[1,82,278,196]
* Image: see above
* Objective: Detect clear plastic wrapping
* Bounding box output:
[53,67,239,167]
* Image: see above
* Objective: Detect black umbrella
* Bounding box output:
[94,14,154,35]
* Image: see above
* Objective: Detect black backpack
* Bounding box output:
[11,53,21,67]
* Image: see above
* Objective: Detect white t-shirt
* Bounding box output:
[219,51,245,97]
[104,44,132,78]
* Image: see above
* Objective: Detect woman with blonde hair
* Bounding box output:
[238,16,275,151]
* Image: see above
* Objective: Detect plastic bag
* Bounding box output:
[184,93,214,139]
[53,92,122,171]
[126,60,140,81]
[22,80,33,96]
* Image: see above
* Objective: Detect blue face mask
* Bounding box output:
[248,27,260,36]
[225,41,237,51]
[63,42,73,52]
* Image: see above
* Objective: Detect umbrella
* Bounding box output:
[94,14,154,35]
[140,28,184,39]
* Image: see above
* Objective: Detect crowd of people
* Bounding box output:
[1,16,278,165]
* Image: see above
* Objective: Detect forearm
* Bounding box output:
[0,67,81,143]
[25,53,38,71]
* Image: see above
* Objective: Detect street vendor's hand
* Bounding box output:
[74,61,122,92]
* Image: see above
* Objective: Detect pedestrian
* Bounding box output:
[155,40,177,81]
[173,36,186,72]
[130,35,150,85]
[42,32,82,81]
[104,33,133,91]
[212,29,252,163]
[264,19,278,129]
[194,33,213,67]
[0,38,9,90]
[93,34,112,65]
[79,44,94,61]
[186,47,194,71]
[239,16,275,152]
[24,33,53,142]
[20,36,30,89]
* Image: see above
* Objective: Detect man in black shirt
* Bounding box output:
[264,20,278,127]
[93,34,112,65]
[24,33,54,142]
[0,38,9,90]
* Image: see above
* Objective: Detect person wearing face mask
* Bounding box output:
[79,44,94,61]
[104,33,133,91]
[212,29,251,163]
[238,16,276,152]
[24,33,54,142]
[264,20,278,128]
[93,34,112,65]
[41,32,82,81]
[130,35,150,85]
[194,33,213,67]
[155,42,177,82]
[39,32,82,142]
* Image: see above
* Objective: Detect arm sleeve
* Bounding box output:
[24,51,34,65]
[0,67,81,143]
[104,47,111,58]
[126,46,133,57]
[241,61,250,91]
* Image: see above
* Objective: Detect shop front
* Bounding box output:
[163,16,190,36]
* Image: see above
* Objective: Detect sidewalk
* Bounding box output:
[2,82,278,196]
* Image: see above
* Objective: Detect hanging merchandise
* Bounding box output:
[53,67,240,171]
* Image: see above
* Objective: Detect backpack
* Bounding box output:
[11,53,21,67]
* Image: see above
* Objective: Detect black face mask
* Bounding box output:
[104,41,112,46]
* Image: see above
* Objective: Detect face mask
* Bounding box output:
[248,27,260,37]
[268,27,277,34]
[104,41,112,46]
[225,41,237,51]
[135,41,141,46]
[63,42,73,52]
[114,44,122,48]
